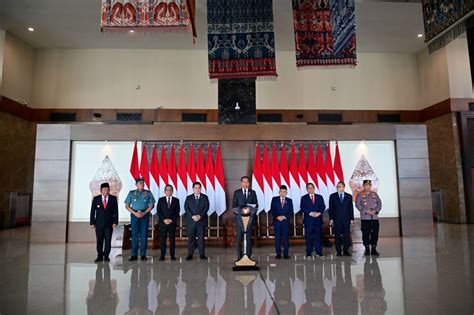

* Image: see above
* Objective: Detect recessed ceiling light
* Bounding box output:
[28,27,34,32]
[129,30,135,33]
[417,33,423,38]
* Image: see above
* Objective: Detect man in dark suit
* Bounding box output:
[300,183,326,257]
[232,176,259,259]
[270,185,293,259]
[329,181,354,256]
[90,182,118,263]
[184,182,209,261]
[156,184,180,261]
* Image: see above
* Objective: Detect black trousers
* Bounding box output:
[361,219,379,246]
[334,220,351,253]
[95,225,113,259]
[187,220,206,256]
[159,222,176,257]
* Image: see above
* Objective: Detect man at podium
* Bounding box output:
[232,176,259,261]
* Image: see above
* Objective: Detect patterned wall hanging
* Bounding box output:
[207,0,277,79]
[292,0,357,67]
[422,0,474,53]
[100,0,196,39]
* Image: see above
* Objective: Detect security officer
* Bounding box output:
[355,180,382,256]
[125,178,155,261]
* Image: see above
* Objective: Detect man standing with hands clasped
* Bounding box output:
[301,183,326,257]
[125,178,155,261]
[90,182,118,263]
[184,182,210,261]
[270,185,293,259]
[329,181,354,257]
[156,184,180,261]
[356,180,382,256]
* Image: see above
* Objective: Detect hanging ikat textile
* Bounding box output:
[100,0,196,36]
[292,0,357,67]
[207,0,277,79]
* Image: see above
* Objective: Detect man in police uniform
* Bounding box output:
[125,178,155,261]
[355,180,382,256]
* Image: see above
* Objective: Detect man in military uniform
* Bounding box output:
[355,180,382,256]
[125,178,155,261]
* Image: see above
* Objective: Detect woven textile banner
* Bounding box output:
[422,0,474,52]
[100,0,192,30]
[207,0,277,79]
[292,0,357,67]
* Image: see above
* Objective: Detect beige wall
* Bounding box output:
[2,32,35,104]
[32,48,422,110]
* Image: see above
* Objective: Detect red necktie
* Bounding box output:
[103,197,107,208]
[311,195,314,205]
[281,198,284,208]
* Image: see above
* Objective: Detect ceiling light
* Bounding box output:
[28,27,34,32]
[417,33,423,38]
[129,30,135,33]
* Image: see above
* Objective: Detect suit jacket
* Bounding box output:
[232,188,258,210]
[270,196,293,221]
[156,196,180,225]
[90,194,118,228]
[184,193,209,223]
[329,192,354,223]
[300,193,326,225]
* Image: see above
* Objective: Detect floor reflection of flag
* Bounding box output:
[291,276,306,315]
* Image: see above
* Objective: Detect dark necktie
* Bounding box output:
[167,197,171,208]
[311,195,314,205]
[195,195,199,205]
[340,193,344,203]
[244,190,248,201]
[281,198,285,208]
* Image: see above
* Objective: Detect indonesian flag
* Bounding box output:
[325,142,336,196]
[177,144,188,215]
[289,143,301,213]
[298,143,308,197]
[262,144,273,212]
[214,144,227,216]
[333,142,344,183]
[168,144,178,194]
[187,143,196,195]
[215,273,227,314]
[129,141,140,190]
[316,143,329,207]
[280,144,290,197]
[205,144,216,215]
[291,277,306,315]
[159,144,168,198]
[252,144,265,214]
[307,143,319,190]
[196,144,207,194]
[139,143,150,189]
[149,145,160,215]
[271,143,281,196]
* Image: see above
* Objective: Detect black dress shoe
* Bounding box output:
[364,246,371,256]
[171,256,177,261]
[306,254,312,258]
[185,255,193,261]
[141,256,147,261]
[129,256,138,261]
[94,257,103,263]
[336,253,342,257]
[316,253,324,258]
[283,255,290,259]
[371,246,380,256]
[343,252,352,257]
[200,255,208,260]
[275,255,281,259]
[104,257,110,262]
[159,256,165,261]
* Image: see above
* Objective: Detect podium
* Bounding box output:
[233,214,259,271]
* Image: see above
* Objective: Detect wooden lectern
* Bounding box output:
[233,210,259,271]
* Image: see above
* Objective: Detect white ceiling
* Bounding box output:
[0,0,427,53]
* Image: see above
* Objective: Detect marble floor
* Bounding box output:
[0,223,473,315]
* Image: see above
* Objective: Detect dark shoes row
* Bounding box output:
[95,255,209,263]
[364,246,380,256]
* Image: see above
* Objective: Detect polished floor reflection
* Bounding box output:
[1,223,474,314]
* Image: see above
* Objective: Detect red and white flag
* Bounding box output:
[262,144,273,212]
[187,143,196,195]
[298,143,308,197]
[177,144,188,215]
[214,144,227,216]
[252,144,265,214]
[333,142,344,183]
[307,143,319,191]
[129,141,140,191]
[196,144,207,194]
[149,145,160,214]
[168,144,178,195]
[325,142,336,198]
[205,144,216,215]
[316,143,329,206]
[159,144,168,198]
[139,143,150,189]
[271,143,281,196]
[289,143,301,213]
[280,144,290,197]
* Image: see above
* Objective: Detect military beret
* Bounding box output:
[363,179,372,185]
[100,182,110,189]
[135,178,144,183]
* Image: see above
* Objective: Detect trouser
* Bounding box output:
[159,222,176,257]
[187,220,206,256]
[334,220,351,253]
[361,219,379,246]
[130,212,150,257]
[274,219,290,256]
[95,225,113,259]
[304,219,323,255]
[236,216,254,259]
